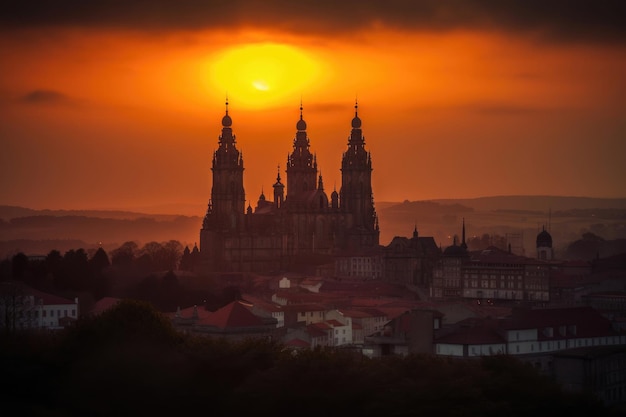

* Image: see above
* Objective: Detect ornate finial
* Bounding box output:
[276,164,281,181]
[300,97,303,120]
[351,97,362,129]
[221,95,233,127]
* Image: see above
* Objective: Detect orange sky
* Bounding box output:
[1,2,625,215]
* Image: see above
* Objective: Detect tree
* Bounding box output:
[161,240,183,271]
[110,241,138,267]
[89,247,111,300]
[89,247,110,273]
[11,252,29,280]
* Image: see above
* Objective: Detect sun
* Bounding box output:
[206,43,323,108]
[252,80,269,91]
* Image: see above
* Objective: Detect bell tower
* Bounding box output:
[205,99,245,231]
[340,100,379,247]
[286,103,318,205]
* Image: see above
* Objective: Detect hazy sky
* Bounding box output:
[1,1,625,214]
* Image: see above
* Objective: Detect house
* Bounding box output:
[434,307,626,364]
[363,309,443,357]
[170,300,277,340]
[0,282,79,331]
[241,294,285,328]
[338,308,388,344]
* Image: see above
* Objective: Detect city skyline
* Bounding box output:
[1,1,625,212]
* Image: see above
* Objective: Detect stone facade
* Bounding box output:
[199,101,379,273]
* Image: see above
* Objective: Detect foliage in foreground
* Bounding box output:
[0,300,610,417]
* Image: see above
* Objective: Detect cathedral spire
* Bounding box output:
[287,100,317,200]
[461,218,468,250]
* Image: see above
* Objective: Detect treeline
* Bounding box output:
[1,241,236,313]
[1,300,611,417]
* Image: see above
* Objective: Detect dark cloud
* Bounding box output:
[21,89,71,105]
[1,0,625,43]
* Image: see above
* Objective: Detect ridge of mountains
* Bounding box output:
[1,195,625,259]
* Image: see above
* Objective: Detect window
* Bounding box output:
[43,310,47,317]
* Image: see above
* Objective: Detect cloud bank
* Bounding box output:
[2,0,625,43]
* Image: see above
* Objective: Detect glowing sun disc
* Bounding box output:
[252,80,270,91]
[207,43,323,108]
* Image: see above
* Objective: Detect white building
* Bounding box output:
[435,307,626,358]
[0,282,79,331]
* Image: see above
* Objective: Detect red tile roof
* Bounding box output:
[86,297,121,316]
[285,338,310,348]
[436,306,617,346]
[198,301,265,329]
[0,282,72,306]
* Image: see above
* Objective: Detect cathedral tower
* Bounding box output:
[206,100,245,231]
[286,103,318,206]
[340,101,379,247]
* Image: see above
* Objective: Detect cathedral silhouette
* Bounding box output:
[199,100,380,273]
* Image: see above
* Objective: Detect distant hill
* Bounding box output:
[2,196,625,259]
[0,206,203,258]
[377,196,626,257]
[0,205,189,221]
[427,195,626,212]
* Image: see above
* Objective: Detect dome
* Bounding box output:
[351,115,362,129]
[222,114,232,127]
[296,118,307,131]
[331,190,338,198]
[259,191,266,201]
[536,228,552,248]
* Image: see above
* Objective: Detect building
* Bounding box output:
[363,309,443,357]
[0,282,79,331]
[382,226,440,286]
[199,100,379,274]
[171,300,277,340]
[434,306,626,359]
[431,222,550,304]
